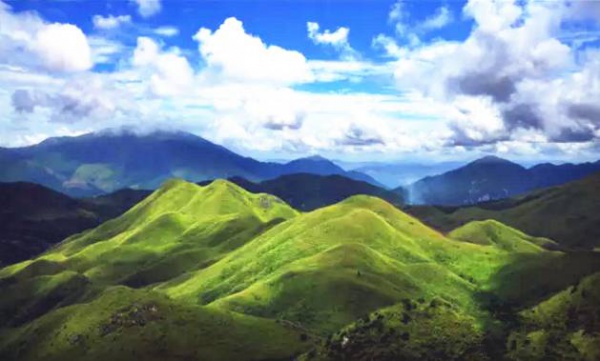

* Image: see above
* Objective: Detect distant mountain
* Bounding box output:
[404,155,600,205]
[0,130,378,197]
[199,173,403,211]
[406,171,600,249]
[350,160,464,188]
[282,155,382,186]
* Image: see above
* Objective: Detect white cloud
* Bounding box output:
[382,0,600,146]
[92,14,131,30]
[132,0,161,18]
[33,23,93,72]
[0,3,93,73]
[154,26,179,37]
[307,22,357,59]
[421,6,453,31]
[194,17,312,85]
[132,37,194,96]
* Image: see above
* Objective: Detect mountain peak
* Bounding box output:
[303,155,329,162]
[469,155,516,166]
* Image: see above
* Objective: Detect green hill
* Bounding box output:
[406,172,600,249]
[1,178,599,360]
[448,220,557,252]
[0,286,312,361]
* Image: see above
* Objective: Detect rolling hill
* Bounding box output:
[0,173,398,266]
[404,156,600,206]
[406,172,600,249]
[0,129,379,197]
[1,179,599,360]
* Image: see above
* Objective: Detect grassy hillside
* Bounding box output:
[26,179,297,287]
[505,271,600,361]
[406,172,600,249]
[1,178,599,360]
[0,286,313,361]
[448,220,557,252]
[160,195,600,337]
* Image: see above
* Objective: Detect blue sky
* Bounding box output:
[1,0,600,163]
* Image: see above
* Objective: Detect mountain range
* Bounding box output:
[1,178,599,360]
[404,155,600,206]
[0,130,380,197]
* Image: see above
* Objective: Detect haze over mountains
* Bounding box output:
[3,129,600,208]
[405,155,600,206]
[0,130,380,197]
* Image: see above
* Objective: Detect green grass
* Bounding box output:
[0,286,314,361]
[449,220,556,252]
[505,271,600,361]
[160,194,599,336]
[2,178,599,360]
[26,179,297,286]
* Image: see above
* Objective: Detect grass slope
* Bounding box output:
[0,286,313,361]
[2,178,599,360]
[161,195,600,338]
[506,271,600,361]
[449,220,557,252]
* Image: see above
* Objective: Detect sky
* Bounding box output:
[1,0,600,163]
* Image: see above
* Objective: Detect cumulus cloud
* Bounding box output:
[132,0,161,18]
[385,0,600,146]
[33,23,93,72]
[0,2,93,72]
[194,17,312,85]
[132,37,194,96]
[92,14,131,30]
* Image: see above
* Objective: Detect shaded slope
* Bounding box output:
[0,286,313,361]
[0,182,152,267]
[0,182,100,267]
[200,173,404,211]
[506,271,600,361]
[406,172,600,249]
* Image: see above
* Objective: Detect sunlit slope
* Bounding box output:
[0,286,314,361]
[161,196,589,334]
[3,179,297,287]
[449,220,557,252]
